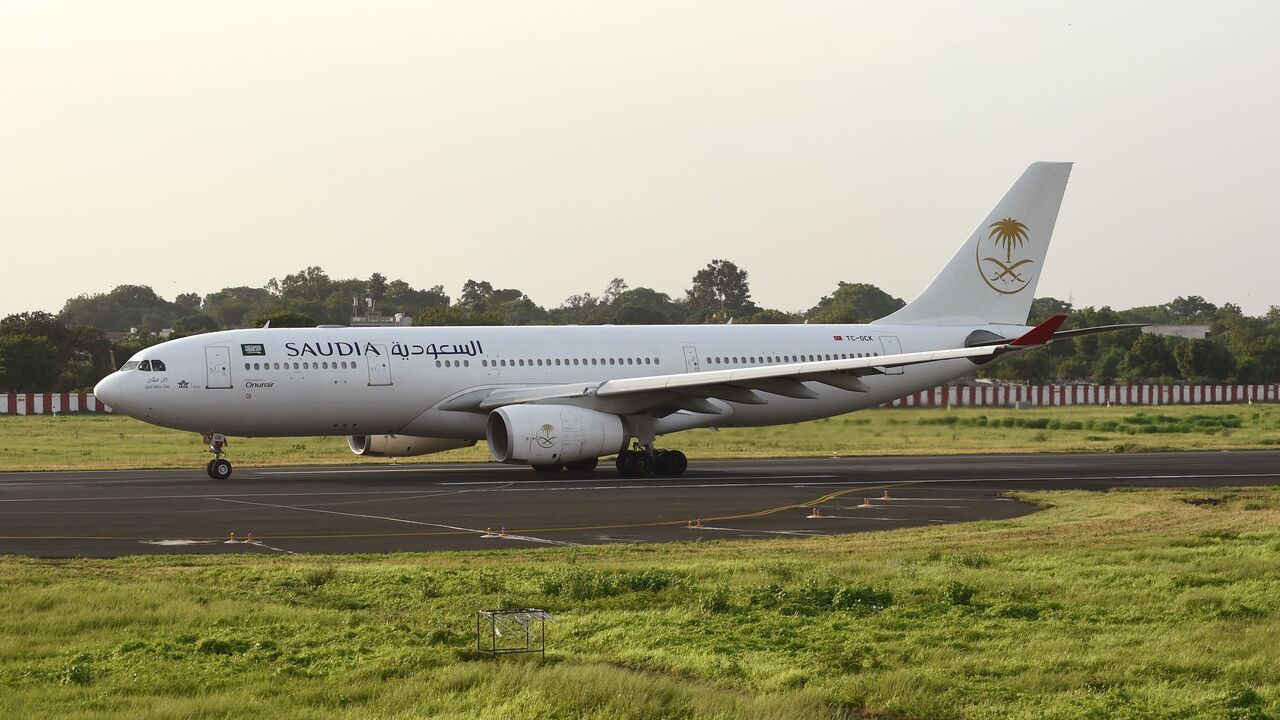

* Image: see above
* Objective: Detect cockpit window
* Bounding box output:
[119,361,140,372]
[151,360,166,371]
[138,360,152,371]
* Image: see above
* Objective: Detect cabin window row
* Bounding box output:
[704,352,878,365]
[244,361,359,371]
[435,357,663,369]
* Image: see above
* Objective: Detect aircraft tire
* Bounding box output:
[621,452,653,477]
[615,451,633,474]
[210,459,233,480]
[205,459,217,478]
[655,450,688,476]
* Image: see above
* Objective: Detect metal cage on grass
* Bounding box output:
[476,608,552,659]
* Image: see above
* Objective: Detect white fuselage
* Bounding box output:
[95,322,1021,440]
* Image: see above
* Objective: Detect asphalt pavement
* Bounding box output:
[1,451,1277,557]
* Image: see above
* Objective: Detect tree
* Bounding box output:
[383,281,449,317]
[1163,295,1217,323]
[274,266,332,302]
[1174,339,1235,382]
[417,306,502,326]
[1,312,113,390]
[0,335,61,391]
[459,280,496,313]
[685,260,754,322]
[247,310,315,328]
[1093,346,1125,385]
[60,284,178,332]
[170,314,221,338]
[202,286,276,328]
[613,288,678,325]
[1029,296,1074,323]
[1121,334,1179,382]
[173,292,203,315]
[367,273,387,301]
[806,283,905,324]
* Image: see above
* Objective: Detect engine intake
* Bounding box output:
[486,405,628,465]
[347,434,475,457]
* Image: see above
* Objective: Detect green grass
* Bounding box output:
[2,404,1279,471]
[3,488,1280,718]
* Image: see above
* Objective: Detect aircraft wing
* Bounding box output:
[439,315,1069,415]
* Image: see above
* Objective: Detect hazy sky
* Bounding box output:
[3,1,1277,318]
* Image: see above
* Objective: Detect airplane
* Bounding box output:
[94,162,1139,480]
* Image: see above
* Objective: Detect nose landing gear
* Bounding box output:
[202,433,233,479]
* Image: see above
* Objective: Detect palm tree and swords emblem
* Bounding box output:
[535,423,557,448]
[976,217,1034,294]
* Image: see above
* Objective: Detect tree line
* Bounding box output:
[0,260,1276,391]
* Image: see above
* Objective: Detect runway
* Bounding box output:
[1,450,1278,557]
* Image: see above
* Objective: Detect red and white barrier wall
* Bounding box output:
[1,393,112,415]
[884,384,1280,408]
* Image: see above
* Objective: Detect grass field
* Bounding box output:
[1,404,1278,471]
[2,487,1279,719]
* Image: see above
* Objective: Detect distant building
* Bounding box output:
[1141,325,1211,340]
[349,297,413,328]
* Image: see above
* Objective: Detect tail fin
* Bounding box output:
[875,162,1072,326]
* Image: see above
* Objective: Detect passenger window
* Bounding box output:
[294,362,300,370]
[464,360,470,367]
[646,358,652,365]
[253,363,260,370]
[244,363,251,371]
[274,362,281,370]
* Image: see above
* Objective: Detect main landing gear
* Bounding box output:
[203,432,233,480]
[616,446,688,477]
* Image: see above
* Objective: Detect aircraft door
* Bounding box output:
[367,345,393,386]
[205,347,232,389]
[878,336,904,375]
[682,346,700,373]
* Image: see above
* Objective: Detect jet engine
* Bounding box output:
[347,434,475,457]
[486,404,628,465]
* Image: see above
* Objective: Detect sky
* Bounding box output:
[2,1,1278,318]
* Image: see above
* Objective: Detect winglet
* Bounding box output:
[1009,313,1067,346]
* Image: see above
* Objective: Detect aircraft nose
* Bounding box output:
[93,373,121,411]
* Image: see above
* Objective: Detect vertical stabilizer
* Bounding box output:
[875,162,1072,326]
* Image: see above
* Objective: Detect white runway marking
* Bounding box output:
[211,497,581,547]
[0,471,1275,505]
[691,526,825,536]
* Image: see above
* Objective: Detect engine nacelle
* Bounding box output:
[347,434,475,458]
[486,404,628,465]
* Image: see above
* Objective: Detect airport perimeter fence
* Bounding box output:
[883,384,1280,408]
[1,393,112,415]
[2,385,1279,416]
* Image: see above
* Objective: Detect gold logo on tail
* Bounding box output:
[977,217,1033,295]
